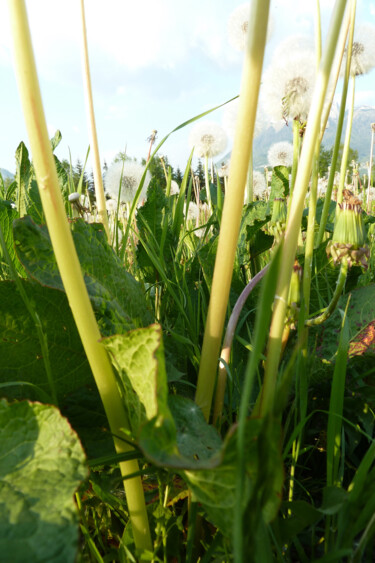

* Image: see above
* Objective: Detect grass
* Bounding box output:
[2,0,375,561]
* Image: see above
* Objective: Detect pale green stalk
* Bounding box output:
[245,153,253,204]
[289,3,322,508]
[204,154,213,211]
[289,119,301,204]
[195,0,271,421]
[259,0,348,418]
[337,75,356,203]
[8,0,151,551]
[302,1,323,317]
[367,124,375,212]
[80,0,109,239]
[319,6,350,143]
[317,0,355,245]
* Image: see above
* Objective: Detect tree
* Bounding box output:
[319,144,359,178]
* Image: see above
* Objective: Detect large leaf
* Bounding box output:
[316,284,375,361]
[0,400,87,562]
[14,143,44,223]
[0,280,92,402]
[0,200,26,279]
[138,395,222,469]
[184,417,283,536]
[13,217,153,336]
[103,324,171,434]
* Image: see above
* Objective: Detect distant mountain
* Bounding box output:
[219,106,375,170]
[0,168,14,181]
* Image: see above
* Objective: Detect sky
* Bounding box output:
[0,0,374,176]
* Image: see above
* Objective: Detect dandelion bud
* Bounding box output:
[327,191,370,269]
[268,197,287,242]
[286,260,302,329]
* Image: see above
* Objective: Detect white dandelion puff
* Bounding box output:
[262,38,316,122]
[344,23,375,76]
[106,198,118,213]
[217,161,230,178]
[188,121,228,158]
[252,171,268,199]
[169,180,180,195]
[186,201,200,223]
[105,161,151,203]
[267,141,294,168]
[227,3,274,51]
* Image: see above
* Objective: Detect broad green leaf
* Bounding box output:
[0,280,92,402]
[13,143,43,223]
[316,284,375,361]
[0,201,26,279]
[268,165,289,211]
[103,324,171,433]
[276,501,322,543]
[138,395,222,469]
[50,130,62,152]
[184,417,283,535]
[14,142,31,218]
[0,400,87,562]
[13,217,153,336]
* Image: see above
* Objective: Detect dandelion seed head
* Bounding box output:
[263,38,315,122]
[252,171,267,199]
[189,121,227,158]
[68,192,81,203]
[345,24,375,76]
[169,180,180,195]
[227,3,274,51]
[105,161,151,203]
[186,201,200,222]
[106,198,118,213]
[268,141,293,168]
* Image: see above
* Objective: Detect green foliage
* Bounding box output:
[319,143,359,178]
[0,400,87,562]
[13,216,153,335]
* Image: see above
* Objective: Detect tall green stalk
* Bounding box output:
[7,0,152,552]
[80,0,109,238]
[259,0,348,418]
[195,0,271,421]
[337,75,356,203]
[317,0,356,244]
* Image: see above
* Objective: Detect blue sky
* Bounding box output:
[1,0,374,175]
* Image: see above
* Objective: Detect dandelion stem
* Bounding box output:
[195,0,271,421]
[8,0,152,551]
[317,0,355,244]
[305,259,348,326]
[213,264,270,426]
[80,0,109,239]
[259,0,348,418]
[337,75,356,204]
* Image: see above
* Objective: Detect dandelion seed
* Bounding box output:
[268,141,293,168]
[105,161,151,204]
[188,121,227,158]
